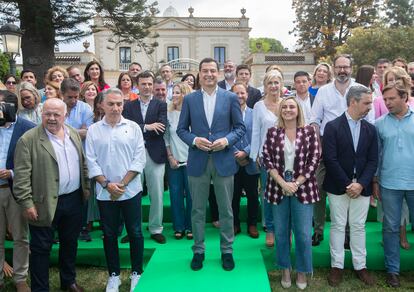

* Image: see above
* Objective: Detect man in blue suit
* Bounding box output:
[230,82,260,238]
[322,85,378,287]
[0,91,35,291]
[177,58,246,271]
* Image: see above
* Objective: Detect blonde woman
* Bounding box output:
[164,82,193,239]
[17,81,42,124]
[309,63,332,97]
[263,96,320,290]
[44,80,62,99]
[250,70,283,247]
[80,81,99,109]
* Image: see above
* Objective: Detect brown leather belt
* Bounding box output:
[0,184,9,189]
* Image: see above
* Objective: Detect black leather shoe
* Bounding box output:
[386,273,400,288]
[234,226,241,235]
[221,253,235,271]
[150,233,166,244]
[191,253,205,271]
[312,233,323,246]
[62,283,85,292]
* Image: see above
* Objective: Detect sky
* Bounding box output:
[59,0,298,53]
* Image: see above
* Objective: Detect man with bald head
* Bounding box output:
[13,98,90,292]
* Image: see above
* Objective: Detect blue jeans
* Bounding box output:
[381,187,414,274]
[260,168,273,232]
[272,196,314,273]
[98,194,144,275]
[168,165,192,232]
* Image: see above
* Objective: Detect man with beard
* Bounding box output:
[310,54,374,247]
[218,60,236,91]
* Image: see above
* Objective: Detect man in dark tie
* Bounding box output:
[177,57,245,271]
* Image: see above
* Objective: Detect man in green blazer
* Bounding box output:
[13,98,89,292]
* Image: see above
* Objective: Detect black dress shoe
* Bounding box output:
[221,253,235,271]
[234,226,241,235]
[62,283,85,292]
[191,253,205,271]
[312,233,323,246]
[386,273,400,288]
[150,233,166,244]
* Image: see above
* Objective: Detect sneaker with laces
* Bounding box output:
[130,272,141,292]
[106,273,121,292]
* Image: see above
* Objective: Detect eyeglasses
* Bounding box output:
[334,66,351,71]
[6,81,17,85]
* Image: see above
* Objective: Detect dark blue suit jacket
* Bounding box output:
[6,118,36,188]
[246,86,262,109]
[322,113,378,196]
[177,87,246,177]
[233,107,259,175]
[218,79,226,90]
[123,98,167,164]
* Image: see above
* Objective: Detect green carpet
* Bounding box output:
[5,193,414,292]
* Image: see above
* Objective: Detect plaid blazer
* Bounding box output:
[262,125,320,205]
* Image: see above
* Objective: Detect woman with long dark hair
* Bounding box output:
[84,60,110,92]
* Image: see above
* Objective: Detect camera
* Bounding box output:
[0,102,17,126]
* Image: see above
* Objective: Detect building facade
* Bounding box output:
[92,6,251,85]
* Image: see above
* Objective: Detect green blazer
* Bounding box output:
[13,125,89,227]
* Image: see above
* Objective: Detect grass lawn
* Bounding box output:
[2,266,414,291]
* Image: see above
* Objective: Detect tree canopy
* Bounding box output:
[337,26,414,67]
[0,0,158,87]
[249,38,285,54]
[291,0,379,59]
[383,0,414,27]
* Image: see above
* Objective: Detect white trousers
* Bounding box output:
[328,193,370,270]
[143,149,165,234]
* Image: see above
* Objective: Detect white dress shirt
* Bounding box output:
[201,86,218,128]
[86,116,146,201]
[250,100,278,160]
[295,93,312,125]
[45,127,80,195]
[310,81,374,136]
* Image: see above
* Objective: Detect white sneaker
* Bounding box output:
[106,273,121,292]
[130,272,141,292]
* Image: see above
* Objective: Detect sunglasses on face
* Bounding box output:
[6,81,17,85]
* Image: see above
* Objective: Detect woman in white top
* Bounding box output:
[17,81,42,124]
[165,82,193,240]
[250,70,283,247]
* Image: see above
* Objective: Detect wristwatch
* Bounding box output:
[101,180,109,189]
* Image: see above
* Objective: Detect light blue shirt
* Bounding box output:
[0,123,15,185]
[86,116,146,201]
[376,108,414,190]
[140,97,152,121]
[65,100,93,130]
[345,111,361,152]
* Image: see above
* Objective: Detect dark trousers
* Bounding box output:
[29,190,83,292]
[232,167,259,227]
[98,194,144,276]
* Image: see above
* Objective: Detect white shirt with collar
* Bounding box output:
[310,80,375,136]
[201,86,218,128]
[295,93,312,125]
[86,116,146,201]
[45,126,80,195]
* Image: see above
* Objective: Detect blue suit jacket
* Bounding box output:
[322,113,378,196]
[6,118,36,188]
[233,107,259,175]
[177,87,246,177]
[123,98,167,164]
